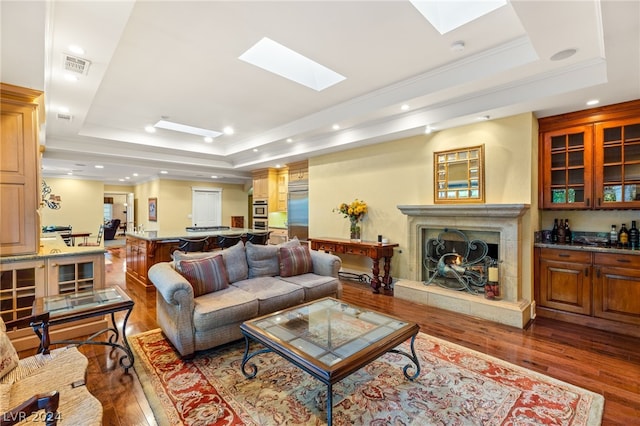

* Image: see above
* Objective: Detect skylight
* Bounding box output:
[239,37,346,91]
[410,0,507,34]
[154,120,222,138]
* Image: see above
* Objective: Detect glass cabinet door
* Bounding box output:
[0,260,45,324]
[594,119,640,208]
[542,125,593,209]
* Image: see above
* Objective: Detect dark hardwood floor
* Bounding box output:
[19,247,640,425]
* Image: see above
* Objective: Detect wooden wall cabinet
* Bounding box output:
[277,169,288,211]
[539,100,640,209]
[0,84,43,256]
[288,160,308,185]
[252,168,278,210]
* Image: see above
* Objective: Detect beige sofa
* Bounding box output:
[149,240,342,358]
[0,315,102,426]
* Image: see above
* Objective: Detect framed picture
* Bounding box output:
[148,197,157,221]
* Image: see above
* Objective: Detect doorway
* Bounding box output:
[192,188,222,227]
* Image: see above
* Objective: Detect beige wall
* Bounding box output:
[134,179,249,232]
[310,112,538,301]
[40,178,104,234]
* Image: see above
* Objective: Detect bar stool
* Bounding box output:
[177,237,208,252]
[246,231,271,245]
[216,234,243,249]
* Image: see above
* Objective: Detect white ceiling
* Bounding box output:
[2,0,639,185]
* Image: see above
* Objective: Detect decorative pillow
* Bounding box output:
[0,317,18,380]
[172,250,218,273]
[179,255,229,297]
[220,240,249,283]
[245,242,280,278]
[279,245,314,277]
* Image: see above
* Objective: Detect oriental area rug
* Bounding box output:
[129,329,604,426]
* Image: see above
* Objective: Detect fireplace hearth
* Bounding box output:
[395,204,533,328]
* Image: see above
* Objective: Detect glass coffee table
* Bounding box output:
[32,286,135,372]
[240,297,420,425]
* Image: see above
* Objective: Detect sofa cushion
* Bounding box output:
[220,240,248,283]
[279,245,314,277]
[0,317,18,380]
[279,274,341,301]
[172,250,218,273]
[193,286,258,331]
[180,255,229,296]
[246,239,301,278]
[232,277,305,315]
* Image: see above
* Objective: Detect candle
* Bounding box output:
[488,267,499,282]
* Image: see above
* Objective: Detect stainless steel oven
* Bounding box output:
[253,218,268,231]
[252,200,268,218]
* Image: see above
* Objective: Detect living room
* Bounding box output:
[2,1,640,424]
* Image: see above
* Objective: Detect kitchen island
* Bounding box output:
[125,227,259,290]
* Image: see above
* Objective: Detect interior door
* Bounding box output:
[192,188,222,227]
[126,192,134,232]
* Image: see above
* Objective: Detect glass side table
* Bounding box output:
[32,286,135,372]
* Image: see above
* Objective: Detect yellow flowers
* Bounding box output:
[334,199,368,223]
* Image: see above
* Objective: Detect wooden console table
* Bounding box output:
[308,237,399,293]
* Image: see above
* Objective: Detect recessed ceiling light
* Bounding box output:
[145,125,156,133]
[410,0,506,34]
[239,37,346,91]
[125,177,130,180]
[211,175,218,179]
[223,126,234,135]
[68,45,85,55]
[332,124,340,130]
[119,178,125,182]
[450,41,465,52]
[586,99,600,106]
[160,170,168,174]
[154,119,222,138]
[478,115,490,121]
[550,48,577,61]
[204,136,214,143]
[275,164,281,168]
[253,148,259,152]
[67,172,73,175]
[94,165,104,169]
[425,125,433,134]
[286,138,293,143]
[401,104,410,111]
[132,173,139,177]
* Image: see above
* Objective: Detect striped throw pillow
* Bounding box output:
[279,245,313,277]
[179,255,229,296]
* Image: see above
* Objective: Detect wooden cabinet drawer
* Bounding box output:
[539,248,592,263]
[593,253,640,268]
[314,243,337,252]
[344,246,369,256]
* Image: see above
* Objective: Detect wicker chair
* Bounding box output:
[0,314,102,426]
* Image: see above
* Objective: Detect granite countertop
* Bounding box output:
[1,234,106,263]
[124,227,262,241]
[535,242,640,256]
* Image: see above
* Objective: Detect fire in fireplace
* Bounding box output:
[423,228,498,294]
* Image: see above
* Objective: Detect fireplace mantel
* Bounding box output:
[395,203,533,328]
[397,204,529,218]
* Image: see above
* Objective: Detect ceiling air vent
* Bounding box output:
[62,53,91,75]
[57,113,73,121]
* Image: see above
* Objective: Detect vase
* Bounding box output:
[350,219,361,242]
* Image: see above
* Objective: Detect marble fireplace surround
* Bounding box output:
[395,204,533,328]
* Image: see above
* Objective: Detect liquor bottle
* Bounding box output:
[564,218,572,244]
[610,225,618,247]
[551,219,559,243]
[619,223,629,248]
[629,220,639,250]
[557,219,565,244]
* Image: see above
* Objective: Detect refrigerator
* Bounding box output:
[287,186,308,241]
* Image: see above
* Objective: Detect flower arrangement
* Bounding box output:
[335,199,368,222]
[334,199,368,241]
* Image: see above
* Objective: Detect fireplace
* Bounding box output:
[396,204,533,328]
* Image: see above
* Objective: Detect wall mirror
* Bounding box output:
[434,145,485,204]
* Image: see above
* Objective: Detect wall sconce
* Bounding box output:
[41,179,62,209]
